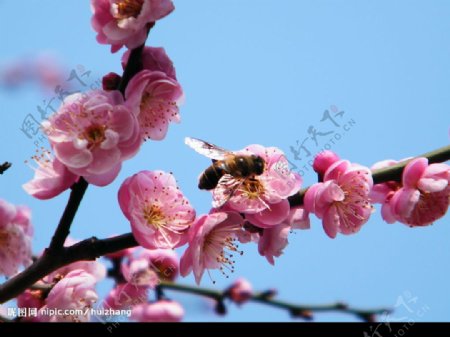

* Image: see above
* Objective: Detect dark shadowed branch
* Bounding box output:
[0,162,11,175]
[159,281,391,322]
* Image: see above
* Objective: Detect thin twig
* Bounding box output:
[47,178,88,252]
[159,281,391,321]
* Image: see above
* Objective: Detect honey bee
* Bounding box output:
[184,137,265,207]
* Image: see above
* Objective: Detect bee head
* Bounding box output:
[252,155,265,175]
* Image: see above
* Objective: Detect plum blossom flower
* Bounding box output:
[42,90,141,186]
[257,223,290,265]
[118,170,195,249]
[125,70,184,141]
[131,300,184,322]
[91,0,175,53]
[304,159,373,238]
[23,150,79,200]
[103,283,148,310]
[180,212,244,284]
[122,46,177,80]
[121,250,160,287]
[226,278,253,305]
[38,270,98,322]
[0,200,33,276]
[220,145,301,227]
[380,158,449,226]
[312,150,340,179]
[140,248,179,281]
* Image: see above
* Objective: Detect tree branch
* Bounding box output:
[47,178,88,252]
[288,144,450,207]
[0,162,11,175]
[117,23,154,94]
[159,281,391,322]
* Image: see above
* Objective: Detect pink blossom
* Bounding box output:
[227,278,253,305]
[312,150,340,178]
[304,159,373,239]
[118,170,195,249]
[38,270,98,322]
[91,0,175,53]
[23,150,79,200]
[382,158,449,226]
[141,248,179,281]
[257,223,290,265]
[131,300,184,322]
[286,207,310,230]
[103,283,148,310]
[180,212,244,284]
[17,289,45,310]
[125,70,183,141]
[121,250,160,287]
[16,289,45,322]
[0,200,33,276]
[122,46,177,79]
[221,145,302,217]
[42,90,141,186]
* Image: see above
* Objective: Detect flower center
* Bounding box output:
[114,0,144,19]
[84,125,106,149]
[143,205,166,229]
[241,178,265,200]
[203,227,243,283]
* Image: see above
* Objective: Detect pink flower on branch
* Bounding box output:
[304,158,374,239]
[103,283,148,310]
[38,270,98,322]
[131,300,184,322]
[258,223,290,265]
[125,70,184,141]
[118,170,195,249]
[380,158,449,227]
[0,200,33,277]
[217,145,301,228]
[23,151,79,200]
[91,0,175,53]
[122,46,177,80]
[180,212,244,284]
[227,278,253,305]
[42,90,142,186]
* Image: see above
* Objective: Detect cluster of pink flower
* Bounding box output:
[16,237,106,322]
[24,0,183,198]
[103,247,184,322]
[8,0,448,323]
[306,151,449,237]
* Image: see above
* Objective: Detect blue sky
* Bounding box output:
[0,0,449,322]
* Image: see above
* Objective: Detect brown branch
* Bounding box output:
[0,162,11,175]
[117,23,154,94]
[159,281,390,322]
[48,178,88,252]
[0,234,137,304]
[289,144,450,207]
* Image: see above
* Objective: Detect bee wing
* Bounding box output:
[184,137,231,160]
[212,174,244,208]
